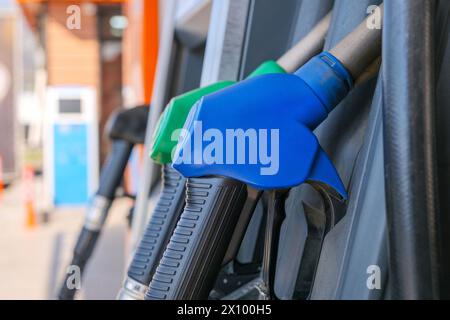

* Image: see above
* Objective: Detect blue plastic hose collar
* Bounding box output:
[295,52,353,113]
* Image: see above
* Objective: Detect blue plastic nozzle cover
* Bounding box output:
[295,52,353,113]
[172,52,353,198]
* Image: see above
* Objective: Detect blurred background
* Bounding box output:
[0,0,162,299]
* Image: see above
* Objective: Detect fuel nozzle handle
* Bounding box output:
[58,139,133,300]
[118,165,186,300]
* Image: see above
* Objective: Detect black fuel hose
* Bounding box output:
[382,0,440,300]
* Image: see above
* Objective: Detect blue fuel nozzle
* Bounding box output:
[172,52,354,199]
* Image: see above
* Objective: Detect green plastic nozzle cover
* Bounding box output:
[150,60,286,164]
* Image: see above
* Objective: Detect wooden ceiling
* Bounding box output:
[16,0,128,30]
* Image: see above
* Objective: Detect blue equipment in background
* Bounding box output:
[45,86,99,206]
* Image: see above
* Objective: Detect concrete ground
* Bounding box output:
[0,177,132,300]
